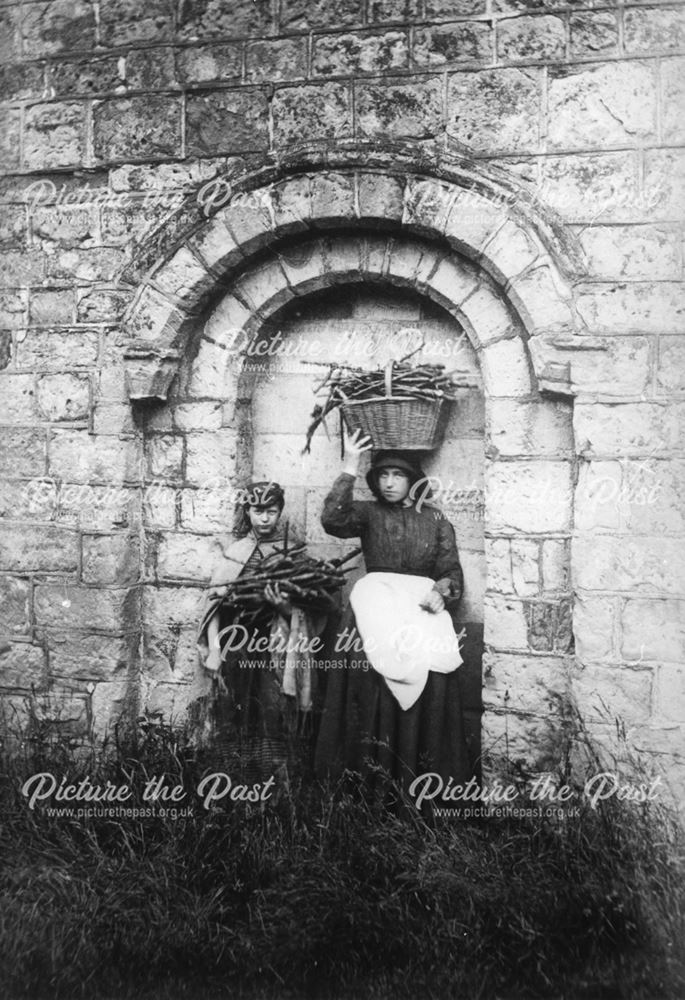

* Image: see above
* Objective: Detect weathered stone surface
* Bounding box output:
[413,22,490,66]
[24,103,86,171]
[125,47,178,90]
[657,337,685,393]
[0,374,35,423]
[621,599,685,664]
[20,0,95,56]
[479,338,532,396]
[0,577,31,637]
[569,336,652,398]
[526,598,572,653]
[510,538,540,597]
[541,539,570,595]
[154,532,216,582]
[483,592,529,649]
[34,585,136,631]
[313,31,408,75]
[143,585,204,627]
[497,14,566,62]
[29,289,74,327]
[576,282,685,335]
[654,665,685,725]
[573,535,685,595]
[77,288,132,323]
[99,0,176,45]
[177,0,276,40]
[447,68,540,153]
[246,37,308,82]
[482,709,568,772]
[624,7,685,54]
[0,428,46,478]
[0,110,21,171]
[273,83,352,145]
[93,96,182,162]
[36,373,90,421]
[548,63,656,150]
[0,63,44,102]
[569,11,619,55]
[49,431,142,484]
[186,89,269,156]
[46,632,133,681]
[575,401,685,457]
[175,43,242,84]
[0,290,27,331]
[0,524,79,572]
[82,533,140,585]
[179,487,236,532]
[146,435,184,481]
[483,652,569,715]
[426,0,486,16]
[0,206,28,249]
[357,77,443,138]
[576,224,681,281]
[644,148,685,222]
[48,56,124,97]
[661,57,685,144]
[573,662,654,728]
[31,206,97,249]
[574,593,615,661]
[538,152,640,223]
[487,400,573,458]
[280,0,363,31]
[0,643,46,689]
[486,461,573,533]
[142,484,178,529]
[185,430,238,486]
[144,624,199,682]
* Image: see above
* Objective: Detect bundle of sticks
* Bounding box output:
[201,543,362,631]
[303,358,460,453]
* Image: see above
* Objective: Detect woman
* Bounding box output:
[198,481,323,781]
[314,430,472,799]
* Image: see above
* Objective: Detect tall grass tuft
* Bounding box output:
[0,707,683,1000]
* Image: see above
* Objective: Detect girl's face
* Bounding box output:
[377,467,411,504]
[247,504,281,537]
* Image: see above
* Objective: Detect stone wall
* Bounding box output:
[0,0,683,804]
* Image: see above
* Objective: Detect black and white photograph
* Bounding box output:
[0,1,684,998]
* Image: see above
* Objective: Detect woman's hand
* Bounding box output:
[264,582,292,617]
[420,588,445,614]
[342,428,373,476]
[205,647,222,675]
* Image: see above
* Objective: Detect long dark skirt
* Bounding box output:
[314,606,473,800]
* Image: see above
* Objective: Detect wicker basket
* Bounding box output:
[340,361,452,450]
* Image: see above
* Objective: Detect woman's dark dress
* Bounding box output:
[314,473,473,795]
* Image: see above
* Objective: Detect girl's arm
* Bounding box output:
[321,429,373,539]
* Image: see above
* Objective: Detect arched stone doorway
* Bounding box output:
[121,146,584,775]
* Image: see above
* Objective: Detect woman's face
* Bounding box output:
[247,504,282,537]
[377,467,411,504]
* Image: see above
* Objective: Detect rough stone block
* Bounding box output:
[0,428,46,478]
[548,63,656,151]
[82,533,140,586]
[253,432,341,489]
[245,37,307,81]
[644,148,685,222]
[426,0,485,16]
[574,401,685,457]
[621,599,685,664]
[179,486,237,532]
[479,338,532,396]
[280,0,363,31]
[47,55,124,97]
[49,431,142,485]
[23,102,87,171]
[143,585,205,628]
[0,62,44,103]
[541,539,570,595]
[310,172,357,227]
[429,257,479,310]
[155,532,217,583]
[36,373,90,422]
[661,57,685,143]
[313,31,408,76]
[459,549,486,621]
[487,399,573,458]
[413,22,491,67]
[143,484,178,529]
[574,592,615,661]
[0,577,31,637]
[89,679,131,734]
[0,374,35,423]
[569,11,619,56]
[572,662,653,728]
[369,0,421,20]
[483,652,569,715]
[570,336,652,398]
[149,246,215,306]
[186,89,269,156]
[93,95,182,162]
[482,710,568,772]
[576,224,681,281]
[538,152,640,224]
[578,280,685,334]
[497,14,566,62]
[145,435,184,481]
[486,460,573,533]
[144,624,199,683]
[29,289,74,327]
[13,329,95,373]
[0,524,79,572]
[0,206,28,249]
[125,47,178,90]
[483,592,529,649]
[654,665,685,725]
[34,585,135,631]
[572,535,685,595]
[657,337,685,394]
[0,643,46,689]
[447,68,541,153]
[357,172,405,223]
[20,0,95,56]
[0,289,27,330]
[624,7,685,54]
[509,538,539,597]
[273,83,352,145]
[185,430,238,486]
[31,202,94,247]
[0,110,21,172]
[356,77,443,139]
[176,43,242,84]
[77,287,132,323]
[574,461,623,531]
[177,0,276,40]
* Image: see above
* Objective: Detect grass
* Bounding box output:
[0,709,683,1000]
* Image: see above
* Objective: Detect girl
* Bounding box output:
[314,431,472,797]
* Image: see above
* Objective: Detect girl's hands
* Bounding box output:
[343,428,373,476]
[420,588,445,614]
[264,582,292,617]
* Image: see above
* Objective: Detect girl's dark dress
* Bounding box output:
[314,472,473,794]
